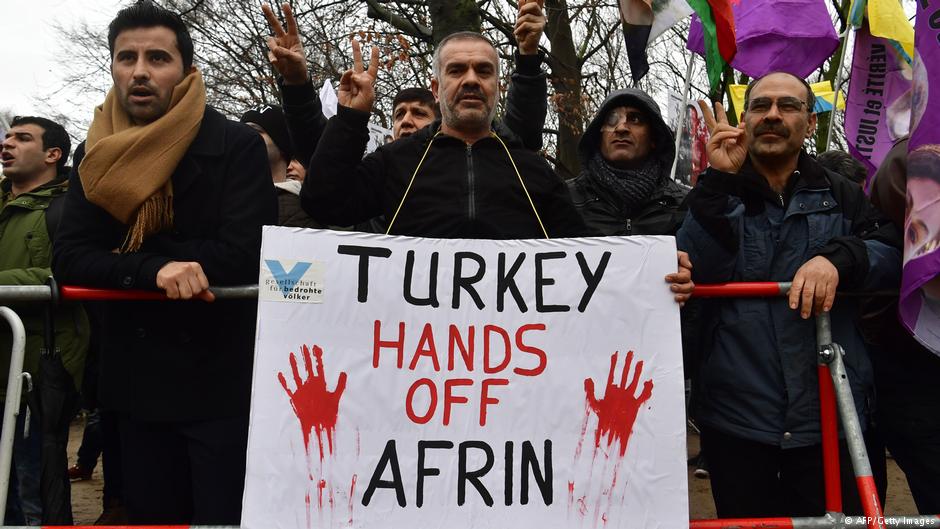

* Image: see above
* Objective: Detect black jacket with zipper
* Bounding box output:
[302,106,585,239]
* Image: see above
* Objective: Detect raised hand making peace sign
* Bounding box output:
[338,38,379,114]
[697,100,749,174]
[262,3,308,85]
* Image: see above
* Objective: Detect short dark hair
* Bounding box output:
[108,1,194,72]
[392,88,439,118]
[743,71,815,113]
[816,150,866,185]
[432,32,497,78]
[10,116,71,172]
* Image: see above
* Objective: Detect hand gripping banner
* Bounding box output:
[243,228,688,529]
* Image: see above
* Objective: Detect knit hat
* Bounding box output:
[240,105,294,160]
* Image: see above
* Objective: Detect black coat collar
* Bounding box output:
[736,150,830,204]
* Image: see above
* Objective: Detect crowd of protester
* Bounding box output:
[0,0,938,525]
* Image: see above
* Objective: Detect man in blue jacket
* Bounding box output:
[678,72,900,517]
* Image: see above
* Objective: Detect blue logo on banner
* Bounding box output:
[265,260,313,297]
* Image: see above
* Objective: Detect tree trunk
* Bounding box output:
[427,0,482,44]
[544,0,584,179]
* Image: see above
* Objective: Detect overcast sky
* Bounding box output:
[1,0,122,120]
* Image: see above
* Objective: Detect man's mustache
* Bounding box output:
[456,88,484,101]
[754,123,790,137]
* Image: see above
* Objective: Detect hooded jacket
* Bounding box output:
[568,88,687,236]
[301,106,584,239]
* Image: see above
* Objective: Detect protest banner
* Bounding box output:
[845,20,913,184]
[899,1,940,355]
[242,228,688,529]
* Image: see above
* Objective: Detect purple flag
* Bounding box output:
[687,0,838,78]
[899,4,940,355]
[844,21,912,186]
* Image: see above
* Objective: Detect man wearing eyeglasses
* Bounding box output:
[567,89,688,237]
[677,72,901,517]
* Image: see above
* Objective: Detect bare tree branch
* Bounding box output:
[365,0,432,41]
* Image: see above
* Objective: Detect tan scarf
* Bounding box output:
[79,69,206,252]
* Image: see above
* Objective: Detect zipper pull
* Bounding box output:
[625,218,632,234]
[778,193,784,207]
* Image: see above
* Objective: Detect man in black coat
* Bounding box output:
[567,88,688,236]
[52,2,276,524]
[302,31,582,239]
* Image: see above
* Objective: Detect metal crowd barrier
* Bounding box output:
[692,283,939,529]
[0,282,937,529]
[0,307,26,525]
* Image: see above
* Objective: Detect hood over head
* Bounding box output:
[579,88,675,171]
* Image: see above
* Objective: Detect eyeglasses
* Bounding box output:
[746,97,810,114]
[601,110,648,130]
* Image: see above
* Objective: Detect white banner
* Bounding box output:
[243,228,688,529]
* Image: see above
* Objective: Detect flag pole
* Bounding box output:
[670,54,696,182]
[824,24,855,152]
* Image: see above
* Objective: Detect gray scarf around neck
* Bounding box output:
[587,152,663,215]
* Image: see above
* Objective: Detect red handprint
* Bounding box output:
[583,350,653,457]
[278,344,347,460]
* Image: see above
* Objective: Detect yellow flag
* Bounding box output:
[728,81,845,115]
[867,0,914,57]
[729,84,748,116]
[809,81,846,111]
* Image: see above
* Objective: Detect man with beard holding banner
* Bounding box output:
[52,1,276,524]
[678,71,900,517]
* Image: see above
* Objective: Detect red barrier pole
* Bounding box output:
[49,527,194,529]
[58,285,258,302]
[690,518,794,529]
[53,282,886,302]
[59,286,169,302]
[818,364,843,514]
[692,282,791,298]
